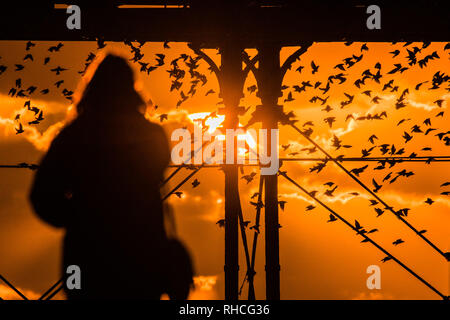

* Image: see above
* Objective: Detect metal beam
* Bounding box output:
[1,1,449,44]
[220,40,244,300]
[257,44,282,300]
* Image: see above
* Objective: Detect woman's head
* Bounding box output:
[75,53,145,115]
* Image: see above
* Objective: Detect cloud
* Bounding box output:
[351,291,395,300]
[0,284,40,300]
[188,275,219,300]
[0,93,71,151]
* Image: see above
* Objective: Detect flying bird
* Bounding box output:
[327,214,337,222]
[48,42,64,52]
[311,61,319,74]
[50,66,68,75]
[15,123,24,134]
[26,41,35,51]
[278,200,287,211]
[192,179,200,188]
[241,172,257,184]
[159,113,168,122]
[216,219,225,228]
[372,178,382,193]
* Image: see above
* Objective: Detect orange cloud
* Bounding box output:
[0,284,40,300]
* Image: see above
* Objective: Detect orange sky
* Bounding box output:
[0,40,448,300]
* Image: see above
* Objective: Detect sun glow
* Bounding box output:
[187,112,257,157]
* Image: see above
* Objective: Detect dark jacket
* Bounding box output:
[29,110,170,299]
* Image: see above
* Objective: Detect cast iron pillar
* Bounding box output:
[257,44,282,300]
[220,41,244,300]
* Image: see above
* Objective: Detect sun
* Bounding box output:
[188,112,257,157]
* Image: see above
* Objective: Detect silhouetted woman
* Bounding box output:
[29,54,183,299]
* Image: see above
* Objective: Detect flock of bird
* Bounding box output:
[1,39,449,261]
[225,41,448,259]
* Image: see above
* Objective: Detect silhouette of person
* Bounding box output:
[29,54,184,299]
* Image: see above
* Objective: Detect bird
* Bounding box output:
[324,185,338,197]
[372,178,382,193]
[241,221,251,228]
[48,42,64,52]
[371,96,382,104]
[250,192,260,199]
[26,41,35,51]
[250,200,264,210]
[192,179,200,188]
[306,205,316,211]
[392,239,404,246]
[96,38,106,50]
[35,110,44,122]
[323,117,336,128]
[334,63,345,71]
[278,200,287,211]
[327,214,337,222]
[383,172,393,182]
[350,165,368,177]
[249,224,260,233]
[434,99,444,107]
[174,191,183,198]
[15,123,24,134]
[155,53,165,66]
[389,49,400,57]
[309,191,318,197]
[296,65,304,73]
[311,61,319,74]
[216,219,225,228]
[284,92,294,102]
[402,132,413,143]
[159,113,168,122]
[322,105,333,112]
[374,207,384,217]
[241,172,257,184]
[345,114,355,122]
[368,135,378,144]
[50,66,68,75]
[424,198,434,205]
[23,53,33,61]
[247,85,257,93]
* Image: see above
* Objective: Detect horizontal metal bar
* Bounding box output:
[1,156,449,170]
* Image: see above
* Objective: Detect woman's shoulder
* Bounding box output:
[135,115,167,138]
